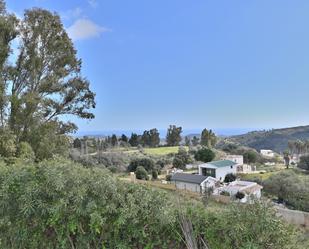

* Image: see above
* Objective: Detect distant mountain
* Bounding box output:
[227,125,309,153]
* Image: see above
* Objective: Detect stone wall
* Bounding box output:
[276,206,309,230]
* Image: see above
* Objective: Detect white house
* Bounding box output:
[225,155,243,165]
[215,180,263,203]
[198,160,237,181]
[171,173,218,193]
[260,149,275,158]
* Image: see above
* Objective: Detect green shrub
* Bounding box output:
[152,170,158,180]
[0,159,178,248]
[128,157,155,172]
[194,147,215,163]
[224,173,236,183]
[135,166,149,180]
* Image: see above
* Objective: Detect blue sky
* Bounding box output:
[6,0,309,134]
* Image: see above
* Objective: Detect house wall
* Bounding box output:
[201,179,217,192]
[173,181,201,193]
[225,155,244,165]
[275,207,309,230]
[215,166,237,181]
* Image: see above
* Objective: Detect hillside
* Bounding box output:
[227,125,309,153]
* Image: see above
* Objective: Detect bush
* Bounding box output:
[152,170,158,180]
[224,173,236,183]
[263,171,309,212]
[128,157,155,172]
[235,191,245,200]
[172,147,191,169]
[0,159,178,248]
[187,202,298,249]
[194,147,215,163]
[243,150,258,164]
[298,155,309,170]
[135,166,149,180]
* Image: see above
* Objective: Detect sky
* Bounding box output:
[6,0,309,135]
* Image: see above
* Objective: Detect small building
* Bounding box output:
[215,180,263,203]
[171,173,218,193]
[198,160,237,181]
[225,155,243,165]
[260,149,275,158]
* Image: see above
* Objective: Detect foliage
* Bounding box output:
[128,133,140,146]
[0,128,17,157]
[298,155,309,170]
[243,150,258,164]
[263,170,309,212]
[166,125,182,146]
[128,157,155,172]
[191,136,200,146]
[223,126,309,153]
[0,6,95,161]
[151,170,158,180]
[224,173,236,183]
[172,147,191,169]
[200,128,217,148]
[187,202,298,249]
[0,159,181,248]
[135,166,149,180]
[16,141,35,161]
[194,147,215,163]
[0,157,300,249]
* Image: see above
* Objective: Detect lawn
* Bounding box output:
[143,146,188,156]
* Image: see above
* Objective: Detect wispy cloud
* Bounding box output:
[67,18,109,41]
[61,7,83,20]
[88,0,98,8]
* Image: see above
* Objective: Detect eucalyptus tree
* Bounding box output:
[0,5,95,159]
[200,128,217,148]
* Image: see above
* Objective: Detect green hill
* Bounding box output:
[227,125,309,153]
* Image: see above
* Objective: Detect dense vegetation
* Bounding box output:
[0,158,302,249]
[263,170,309,212]
[224,125,309,152]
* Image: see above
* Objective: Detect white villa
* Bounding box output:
[171,173,218,193]
[225,155,243,165]
[260,149,275,158]
[198,160,237,181]
[215,180,263,203]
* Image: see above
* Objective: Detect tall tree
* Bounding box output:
[0,1,18,126]
[166,125,182,146]
[149,128,160,147]
[184,136,191,146]
[200,128,217,148]
[119,134,128,143]
[191,136,199,146]
[129,133,139,147]
[141,130,151,147]
[0,7,95,159]
[111,134,118,147]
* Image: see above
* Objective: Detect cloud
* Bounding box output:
[88,0,98,8]
[67,18,109,41]
[61,7,83,20]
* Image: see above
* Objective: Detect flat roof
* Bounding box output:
[200,160,237,169]
[171,173,209,185]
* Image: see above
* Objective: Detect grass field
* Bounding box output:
[143,146,188,155]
